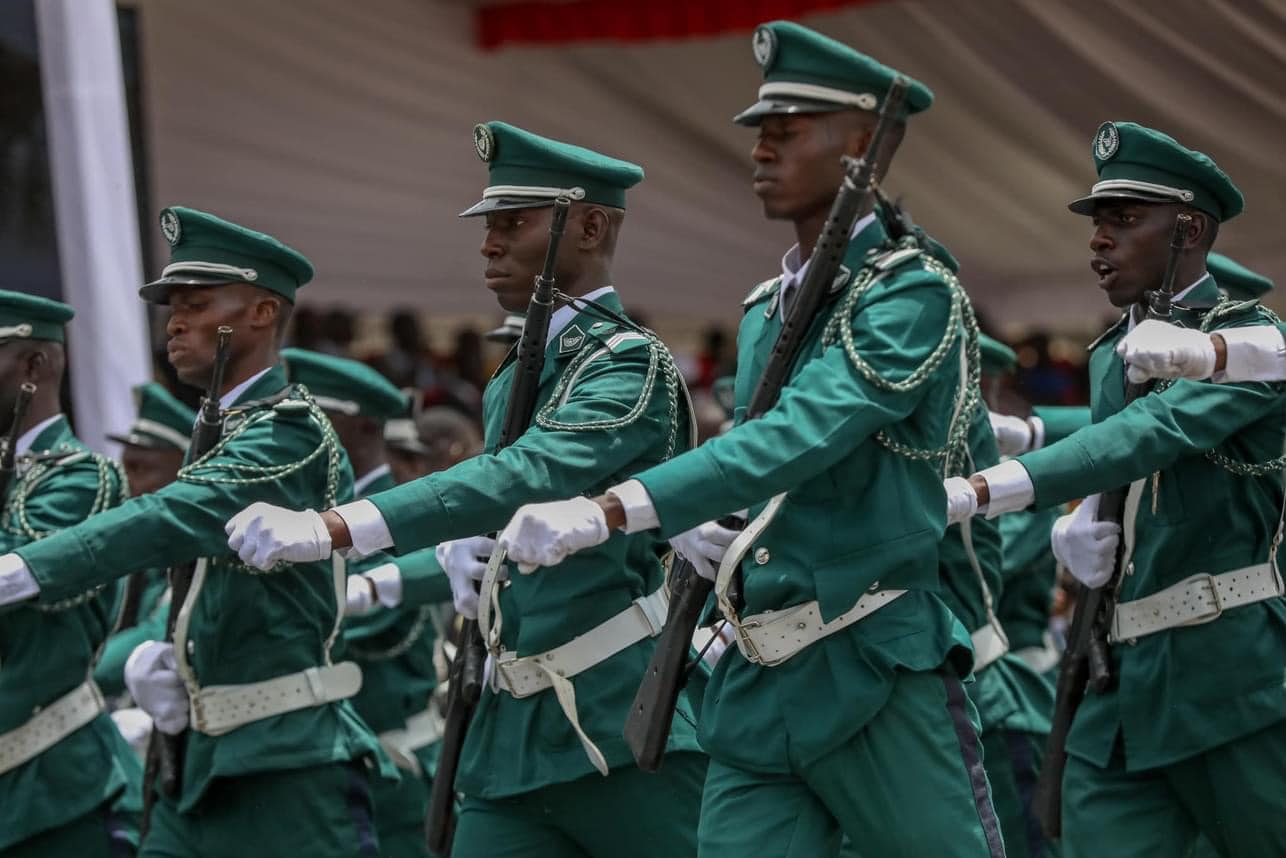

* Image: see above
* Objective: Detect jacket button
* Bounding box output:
[186,640,196,656]
[868,580,880,592]
[754,548,771,565]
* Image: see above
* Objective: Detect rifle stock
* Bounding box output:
[1034,213,1191,837]
[623,77,910,771]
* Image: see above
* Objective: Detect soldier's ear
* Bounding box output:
[577,207,610,252]
[21,345,48,385]
[248,295,283,333]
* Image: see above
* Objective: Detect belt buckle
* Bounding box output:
[1186,574,1224,625]
[733,620,764,665]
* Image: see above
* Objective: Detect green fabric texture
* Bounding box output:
[736,20,933,124]
[392,547,454,609]
[362,290,701,798]
[107,382,195,451]
[0,417,141,850]
[14,367,388,813]
[140,206,314,304]
[1069,121,1244,221]
[283,349,409,420]
[94,570,168,697]
[997,507,1061,652]
[1208,251,1273,301]
[451,752,707,858]
[463,121,643,214]
[1016,280,1286,771]
[1031,405,1089,446]
[0,289,73,343]
[979,334,1017,376]
[0,804,138,858]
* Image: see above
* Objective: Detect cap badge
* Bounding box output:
[473,124,495,163]
[1094,122,1120,161]
[160,209,182,245]
[752,26,777,68]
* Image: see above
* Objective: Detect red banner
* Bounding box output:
[476,0,882,50]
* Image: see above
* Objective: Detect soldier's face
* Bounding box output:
[751,113,852,222]
[164,285,255,387]
[121,443,183,495]
[1089,201,1184,308]
[481,206,556,312]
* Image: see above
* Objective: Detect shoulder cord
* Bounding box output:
[347,604,434,661]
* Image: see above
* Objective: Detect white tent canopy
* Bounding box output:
[128,0,1286,329]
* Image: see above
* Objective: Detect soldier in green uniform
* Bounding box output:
[225,123,707,858]
[946,122,1286,856]
[385,404,482,488]
[283,347,453,858]
[0,292,140,857]
[0,208,389,858]
[497,22,1004,856]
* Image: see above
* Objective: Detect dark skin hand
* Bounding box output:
[0,340,66,438]
[165,283,284,393]
[121,443,184,496]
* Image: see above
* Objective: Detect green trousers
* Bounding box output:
[982,727,1054,858]
[140,762,378,858]
[371,763,430,858]
[0,804,137,858]
[1063,720,1286,857]
[700,669,1004,857]
[451,751,707,858]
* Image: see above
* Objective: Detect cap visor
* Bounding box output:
[733,97,850,126]
[1067,190,1178,216]
[458,197,557,218]
[138,273,241,304]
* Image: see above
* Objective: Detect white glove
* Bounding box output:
[436,536,500,620]
[225,503,332,570]
[124,641,189,736]
[110,707,153,756]
[498,497,609,573]
[345,574,377,616]
[988,412,1034,457]
[670,520,739,582]
[1050,494,1121,588]
[943,477,979,525]
[1116,319,1216,384]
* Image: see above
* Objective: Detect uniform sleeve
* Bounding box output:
[1031,406,1091,447]
[396,548,453,608]
[368,344,673,553]
[637,267,956,538]
[16,412,332,603]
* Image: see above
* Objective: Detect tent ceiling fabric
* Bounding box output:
[132,0,1286,325]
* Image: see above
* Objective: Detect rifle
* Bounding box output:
[0,383,36,501]
[1034,213,1191,837]
[426,197,572,856]
[140,325,232,833]
[623,77,910,772]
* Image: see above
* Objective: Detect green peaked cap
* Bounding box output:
[978,334,1018,377]
[0,290,74,344]
[1208,252,1273,301]
[282,348,408,421]
[734,20,933,126]
[107,382,196,452]
[1068,122,1244,222]
[141,206,314,304]
[460,121,644,217]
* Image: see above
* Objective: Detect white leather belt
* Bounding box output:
[0,680,105,776]
[1014,632,1062,675]
[189,662,363,736]
[733,589,907,667]
[1110,562,1284,643]
[492,587,668,775]
[970,621,1010,672]
[378,706,445,775]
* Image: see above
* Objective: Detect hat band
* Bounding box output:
[0,324,33,340]
[384,418,429,454]
[482,185,586,201]
[758,82,878,111]
[311,394,361,416]
[162,261,260,282]
[1092,179,1195,204]
[132,418,190,452]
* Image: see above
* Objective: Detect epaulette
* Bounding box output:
[742,278,780,309]
[870,246,923,273]
[585,322,650,355]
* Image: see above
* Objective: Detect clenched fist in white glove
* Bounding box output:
[436,536,500,620]
[1051,494,1121,588]
[225,503,332,570]
[988,412,1034,457]
[124,641,189,736]
[498,497,609,573]
[943,477,980,525]
[1116,319,1216,384]
[670,520,739,582]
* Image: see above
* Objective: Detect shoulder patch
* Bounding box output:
[873,247,923,272]
[742,278,780,309]
[273,399,312,415]
[557,323,588,356]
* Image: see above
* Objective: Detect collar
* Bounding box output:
[353,462,392,497]
[220,367,274,409]
[1127,271,1214,331]
[776,212,878,319]
[548,286,616,346]
[16,414,64,457]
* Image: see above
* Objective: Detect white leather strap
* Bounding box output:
[970,621,1010,672]
[0,680,105,775]
[732,589,907,667]
[714,492,787,620]
[1013,631,1062,675]
[1110,562,1284,643]
[491,587,669,775]
[377,706,445,775]
[189,662,363,736]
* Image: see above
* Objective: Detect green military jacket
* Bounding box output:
[1017,277,1286,770]
[631,219,973,773]
[95,570,168,697]
[0,416,140,848]
[997,508,1060,653]
[15,367,385,812]
[1032,405,1090,447]
[362,291,701,798]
